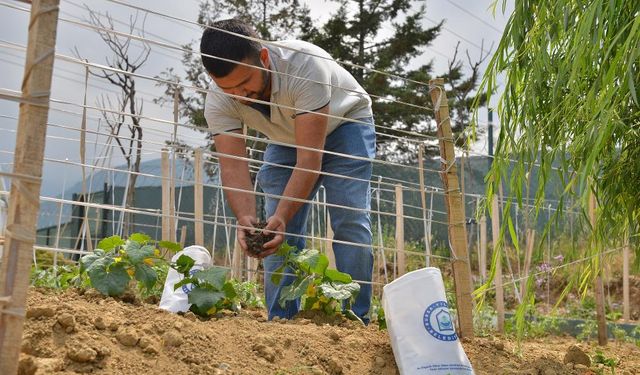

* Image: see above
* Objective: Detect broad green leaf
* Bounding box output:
[79,249,105,273]
[97,236,124,252]
[126,243,155,265]
[159,240,182,253]
[279,275,314,308]
[319,282,360,301]
[222,281,238,300]
[303,295,318,310]
[174,277,196,291]
[324,269,352,284]
[174,254,195,274]
[296,250,328,275]
[129,233,151,244]
[88,262,130,296]
[193,267,228,290]
[188,287,225,316]
[134,263,157,290]
[270,263,286,285]
[275,242,295,257]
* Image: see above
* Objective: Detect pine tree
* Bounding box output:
[302,0,488,162]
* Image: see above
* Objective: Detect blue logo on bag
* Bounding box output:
[423,301,458,341]
[181,267,202,294]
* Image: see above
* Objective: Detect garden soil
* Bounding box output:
[19,288,640,375]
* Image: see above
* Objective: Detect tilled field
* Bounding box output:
[18,288,640,375]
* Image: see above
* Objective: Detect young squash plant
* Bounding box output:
[172,254,240,317]
[79,233,179,297]
[272,243,362,323]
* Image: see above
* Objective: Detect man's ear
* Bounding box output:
[259,47,269,67]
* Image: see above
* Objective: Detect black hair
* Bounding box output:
[200,19,262,78]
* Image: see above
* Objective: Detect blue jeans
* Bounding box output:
[256,118,376,322]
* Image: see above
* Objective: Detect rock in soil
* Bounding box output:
[563,344,591,367]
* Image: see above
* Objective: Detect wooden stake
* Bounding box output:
[325,204,336,269]
[193,148,204,245]
[521,229,536,300]
[395,184,405,277]
[247,256,259,283]
[429,78,474,338]
[623,236,630,322]
[418,144,431,267]
[0,1,60,373]
[160,149,174,259]
[179,224,187,248]
[479,211,487,281]
[231,230,243,280]
[589,191,608,346]
[491,195,504,332]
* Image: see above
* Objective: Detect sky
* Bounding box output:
[0,0,514,197]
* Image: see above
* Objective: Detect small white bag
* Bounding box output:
[159,245,212,313]
[383,267,475,375]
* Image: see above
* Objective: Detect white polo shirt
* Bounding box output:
[204,40,373,145]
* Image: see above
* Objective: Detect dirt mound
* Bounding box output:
[19,288,640,374]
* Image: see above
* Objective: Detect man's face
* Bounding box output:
[212,49,270,105]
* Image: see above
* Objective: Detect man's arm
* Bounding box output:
[261,105,329,255]
[214,130,256,251]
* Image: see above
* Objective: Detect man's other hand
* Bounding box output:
[259,215,286,258]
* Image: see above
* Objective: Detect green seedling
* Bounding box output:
[272,243,362,323]
[80,233,176,297]
[172,254,240,317]
[593,350,618,375]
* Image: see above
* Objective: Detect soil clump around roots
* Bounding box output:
[245,222,275,256]
[19,288,640,374]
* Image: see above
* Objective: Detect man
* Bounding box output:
[200,19,375,322]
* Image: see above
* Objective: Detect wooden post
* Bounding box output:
[231,231,243,281]
[193,149,204,245]
[324,200,336,269]
[395,184,405,277]
[418,145,431,267]
[521,229,536,300]
[589,191,607,346]
[479,211,487,281]
[161,149,171,242]
[491,195,505,332]
[429,78,474,338]
[0,1,60,374]
[623,236,630,322]
[247,256,259,283]
[179,224,187,248]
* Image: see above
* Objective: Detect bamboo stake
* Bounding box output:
[429,78,474,338]
[0,1,60,373]
[395,184,405,277]
[194,148,204,245]
[179,224,187,248]
[521,229,536,300]
[491,195,504,332]
[479,210,487,281]
[418,144,431,267]
[231,228,243,280]
[324,191,336,269]
[623,236,630,322]
[161,149,173,259]
[589,191,608,346]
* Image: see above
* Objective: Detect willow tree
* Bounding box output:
[475,0,640,335]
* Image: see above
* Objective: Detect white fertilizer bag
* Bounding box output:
[159,245,212,313]
[383,267,474,375]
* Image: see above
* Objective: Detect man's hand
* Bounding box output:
[258,214,287,258]
[236,215,257,253]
